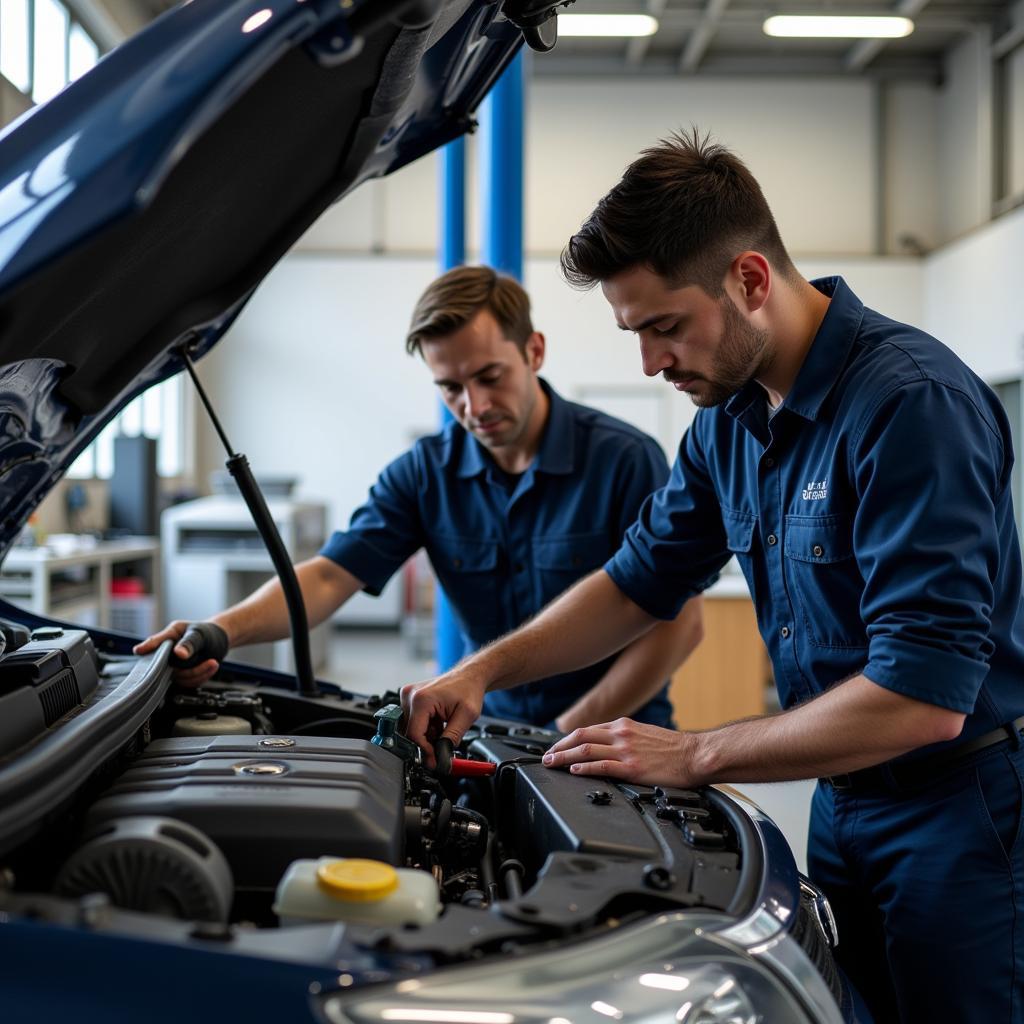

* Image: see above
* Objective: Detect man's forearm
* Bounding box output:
[545,672,968,788]
[555,596,704,731]
[212,556,362,648]
[687,673,966,786]
[467,569,659,693]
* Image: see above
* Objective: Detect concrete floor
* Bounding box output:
[323,626,816,872]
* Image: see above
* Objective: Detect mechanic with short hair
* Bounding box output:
[136,265,704,733]
[402,133,1024,1022]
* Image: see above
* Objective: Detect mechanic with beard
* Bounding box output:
[136,265,703,733]
[402,133,1024,1023]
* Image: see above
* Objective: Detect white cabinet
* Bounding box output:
[161,496,327,674]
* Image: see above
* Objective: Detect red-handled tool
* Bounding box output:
[449,757,497,778]
[434,737,497,777]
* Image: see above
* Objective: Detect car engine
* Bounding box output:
[0,626,840,1011]
[49,693,747,934]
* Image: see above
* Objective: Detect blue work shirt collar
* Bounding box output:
[725,276,865,428]
[454,377,574,479]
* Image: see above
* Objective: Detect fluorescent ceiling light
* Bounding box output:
[557,14,659,37]
[763,15,914,38]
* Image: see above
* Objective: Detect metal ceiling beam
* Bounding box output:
[536,52,943,81]
[992,21,1024,59]
[844,0,931,73]
[64,0,130,49]
[678,0,730,73]
[625,0,669,67]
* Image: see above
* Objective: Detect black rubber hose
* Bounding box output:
[500,858,525,900]
[480,832,496,891]
[434,737,454,777]
[227,453,318,696]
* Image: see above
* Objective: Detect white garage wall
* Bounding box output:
[884,83,941,254]
[1009,44,1024,199]
[938,29,995,244]
[296,73,941,260]
[524,77,879,257]
[922,204,1024,384]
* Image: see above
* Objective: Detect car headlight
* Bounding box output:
[319,911,835,1024]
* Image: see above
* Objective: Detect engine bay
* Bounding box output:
[0,625,763,973]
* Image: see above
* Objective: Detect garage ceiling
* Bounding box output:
[114,0,1019,79]
[540,0,1018,78]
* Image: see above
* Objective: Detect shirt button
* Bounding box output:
[812,544,824,557]
[515,563,526,573]
[766,534,778,546]
[780,625,791,639]
[453,558,463,569]
[764,457,775,468]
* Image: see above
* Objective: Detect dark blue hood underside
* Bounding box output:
[0,0,524,554]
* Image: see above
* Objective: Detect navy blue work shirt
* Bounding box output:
[607,277,1024,754]
[320,380,675,728]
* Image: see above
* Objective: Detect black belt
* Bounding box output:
[822,714,1024,793]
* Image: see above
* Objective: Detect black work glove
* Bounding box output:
[170,622,230,670]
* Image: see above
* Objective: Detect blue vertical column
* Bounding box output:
[480,52,525,279]
[434,52,526,673]
[435,137,467,672]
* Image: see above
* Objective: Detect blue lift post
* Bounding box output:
[434,53,526,672]
[480,52,525,280]
[435,136,467,672]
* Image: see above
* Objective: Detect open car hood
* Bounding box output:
[0,0,539,554]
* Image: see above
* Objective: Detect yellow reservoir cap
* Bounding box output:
[316,859,399,902]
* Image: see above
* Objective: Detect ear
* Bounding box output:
[525,332,546,371]
[727,252,771,314]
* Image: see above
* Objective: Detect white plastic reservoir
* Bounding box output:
[273,857,441,926]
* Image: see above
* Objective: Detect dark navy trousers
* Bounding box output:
[808,742,1024,1023]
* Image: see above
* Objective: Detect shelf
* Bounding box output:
[0,538,160,632]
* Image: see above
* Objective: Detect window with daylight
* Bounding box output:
[68,22,99,82]
[0,0,32,93]
[32,0,69,103]
[0,0,101,106]
[68,376,187,480]
[992,379,1024,549]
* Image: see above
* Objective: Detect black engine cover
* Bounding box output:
[87,735,404,890]
[469,731,743,912]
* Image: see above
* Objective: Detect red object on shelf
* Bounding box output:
[449,757,497,778]
[110,576,146,595]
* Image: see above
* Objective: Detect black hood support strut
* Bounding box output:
[181,347,319,697]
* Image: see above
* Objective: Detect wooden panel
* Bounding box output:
[669,597,770,731]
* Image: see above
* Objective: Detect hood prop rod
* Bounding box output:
[181,346,319,697]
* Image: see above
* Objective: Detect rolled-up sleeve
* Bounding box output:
[853,379,1007,712]
[319,450,423,596]
[605,416,731,620]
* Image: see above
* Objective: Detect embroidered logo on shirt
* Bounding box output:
[802,478,828,501]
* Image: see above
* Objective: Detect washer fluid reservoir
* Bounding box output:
[273,857,441,926]
[172,714,251,736]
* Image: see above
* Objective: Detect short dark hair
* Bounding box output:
[406,265,533,356]
[560,128,796,295]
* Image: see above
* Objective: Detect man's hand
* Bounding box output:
[543,677,967,791]
[133,620,225,688]
[541,718,701,788]
[401,671,488,769]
